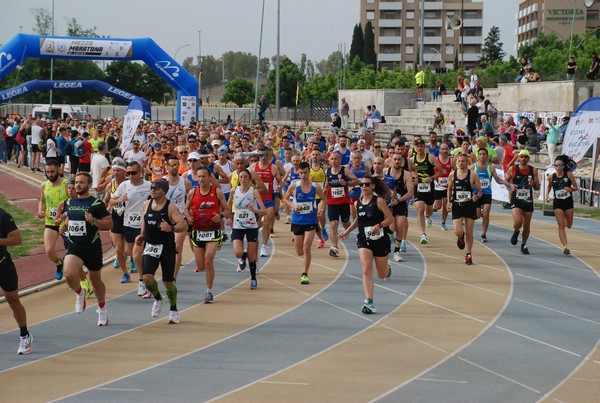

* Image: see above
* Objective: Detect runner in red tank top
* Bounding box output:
[434,144,453,231]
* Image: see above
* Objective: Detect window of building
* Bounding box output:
[405,62,415,70]
[366,0,375,3]
[424,11,437,19]
[588,10,599,20]
[366,10,375,20]
[381,11,398,19]
[381,28,397,37]
[424,28,437,37]
[464,10,478,19]
[382,45,398,54]
[446,28,455,37]
[406,28,415,38]
[406,45,414,54]
[464,28,478,37]
[406,10,415,19]
[445,45,454,54]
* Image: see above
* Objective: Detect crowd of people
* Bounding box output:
[0,112,581,355]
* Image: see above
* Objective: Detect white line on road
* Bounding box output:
[516,273,600,297]
[496,326,581,357]
[415,298,486,324]
[516,298,600,326]
[415,378,467,384]
[458,356,541,394]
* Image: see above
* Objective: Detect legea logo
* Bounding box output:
[155,60,180,79]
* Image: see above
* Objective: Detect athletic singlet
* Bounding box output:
[326,166,351,205]
[435,156,452,190]
[232,187,259,230]
[216,160,233,194]
[143,199,174,245]
[190,185,221,231]
[338,148,351,165]
[309,165,326,200]
[110,178,126,216]
[413,153,435,193]
[292,183,317,226]
[149,154,166,181]
[511,165,534,203]
[474,163,493,195]
[551,173,573,200]
[65,196,109,247]
[114,180,152,228]
[186,170,199,188]
[348,162,367,198]
[254,162,275,201]
[357,195,385,241]
[44,179,69,226]
[388,167,408,197]
[284,166,300,191]
[165,175,187,214]
[452,169,474,204]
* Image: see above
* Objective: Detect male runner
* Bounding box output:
[412,139,443,244]
[472,147,503,242]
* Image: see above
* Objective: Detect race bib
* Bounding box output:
[153,166,163,175]
[114,201,125,215]
[68,220,87,237]
[126,212,142,226]
[455,191,472,202]
[331,187,345,198]
[364,225,383,241]
[236,208,255,226]
[480,179,490,189]
[195,231,216,242]
[438,177,448,187]
[296,202,313,214]
[48,207,58,220]
[143,243,163,258]
[516,189,530,200]
[417,182,431,193]
[555,189,569,200]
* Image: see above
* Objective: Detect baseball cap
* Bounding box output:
[111,157,126,171]
[477,136,488,143]
[188,152,201,160]
[450,118,456,123]
[357,139,366,145]
[518,149,531,157]
[211,139,221,147]
[132,139,140,144]
[414,139,425,145]
[151,178,169,192]
[153,142,162,148]
[217,146,229,153]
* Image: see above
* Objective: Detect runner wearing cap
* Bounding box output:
[147,142,166,181]
[136,178,187,324]
[503,149,540,254]
[412,138,443,244]
[123,139,147,172]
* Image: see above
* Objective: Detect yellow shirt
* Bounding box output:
[309,165,326,200]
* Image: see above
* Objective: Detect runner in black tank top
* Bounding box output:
[387,152,414,261]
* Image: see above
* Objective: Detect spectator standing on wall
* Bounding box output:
[567,56,577,80]
[340,97,350,130]
[415,65,425,102]
[587,52,599,80]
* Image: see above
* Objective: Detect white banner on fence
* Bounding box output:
[561,110,600,162]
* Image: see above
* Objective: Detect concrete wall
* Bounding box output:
[498,81,600,114]
[339,89,429,117]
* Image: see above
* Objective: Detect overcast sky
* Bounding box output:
[1,0,519,65]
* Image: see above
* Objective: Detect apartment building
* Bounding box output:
[359,0,484,70]
[517,0,600,51]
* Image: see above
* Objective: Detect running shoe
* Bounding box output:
[55,259,64,280]
[510,229,520,246]
[441,223,448,231]
[136,281,146,296]
[426,216,432,228]
[457,235,465,250]
[321,228,329,241]
[419,234,428,245]
[129,260,137,273]
[285,216,291,224]
[194,266,205,272]
[237,257,247,272]
[120,272,131,284]
[250,279,258,290]
[17,333,33,355]
[275,211,280,221]
[80,279,94,299]
[400,240,407,253]
[75,288,87,313]
[465,253,473,265]
[97,307,109,326]
[329,246,339,258]
[520,245,530,255]
[222,233,229,242]
[168,310,180,324]
[385,264,392,281]
[205,292,214,303]
[300,274,309,285]
[151,297,165,317]
[113,259,120,269]
[481,233,487,243]
[563,247,571,255]
[362,299,377,314]
[260,245,269,257]
[141,290,152,299]
[393,252,403,262]
[316,239,325,248]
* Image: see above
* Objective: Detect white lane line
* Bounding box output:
[594,360,600,365]
[457,356,541,394]
[429,272,505,297]
[496,326,581,357]
[96,388,144,392]
[380,323,447,354]
[570,377,600,382]
[415,378,467,384]
[498,249,590,272]
[516,298,600,326]
[315,297,374,322]
[515,273,600,297]
[276,249,339,273]
[259,381,310,386]
[552,398,566,403]
[347,249,423,274]
[415,297,486,324]
[424,248,506,273]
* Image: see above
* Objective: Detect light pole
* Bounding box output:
[174,44,190,62]
[49,0,55,115]
[275,0,280,109]
[198,30,202,106]
[254,0,266,121]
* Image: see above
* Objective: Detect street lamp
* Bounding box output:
[198,31,202,106]
[174,44,190,62]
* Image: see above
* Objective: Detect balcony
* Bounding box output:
[379,2,402,11]
[423,52,442,63]
[378,53,402,63]
[378,36,402,45]
[460,53,482,62]
[423,36,442,45]
[380,19,403,28]
[462,36,482,45]
[423,19,442,28]
[423,1,443,10]
[463,18,483,28]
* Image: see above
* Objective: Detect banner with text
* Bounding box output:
[561,97,600,162]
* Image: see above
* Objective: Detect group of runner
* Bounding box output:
[1,118,581,354]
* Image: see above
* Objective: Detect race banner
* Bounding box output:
[491,168,510,203]
[39,38,133,58]
[561,110,600,162]
[121,108,144,153]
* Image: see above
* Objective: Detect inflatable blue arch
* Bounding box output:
[0,34,198,124]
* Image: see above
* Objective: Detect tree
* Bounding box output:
[315,51,344,77]
[349,24,364,63]
[66,18,98,37]
[222,77,254,107]
[481,26,506,67]
[363,22,377,68]
[30,7,52,35]
[266,56,305,107]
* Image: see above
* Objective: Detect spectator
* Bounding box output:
[447,118,457,135]
[497,117,509,135]
[524,66,540,82]
[432,107,446,131]
[367,105,382,129]
[469,68,478,88]
[331,113,341,132]
[508,126,519,147]
[491,136,504,170]
[546,116,561,166]
[432,79,447,101]
[485,99,498,123]
[559,116,570,143]
[463,98,478,137]
[0,121,6,163]
[471,80,483,98]
[340,97,350,130]
[515,57,528,83]
[362,105,373,128]
[479,115,494,136]
[524,127,541,154]
[415,65,425,101]
[535,117,547,141]
[567,56,577,80]
[258,95,269,125]
[587,52,599,80]
[476,95,486,129]
[460,78,471,111]
[454,75,465,102]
